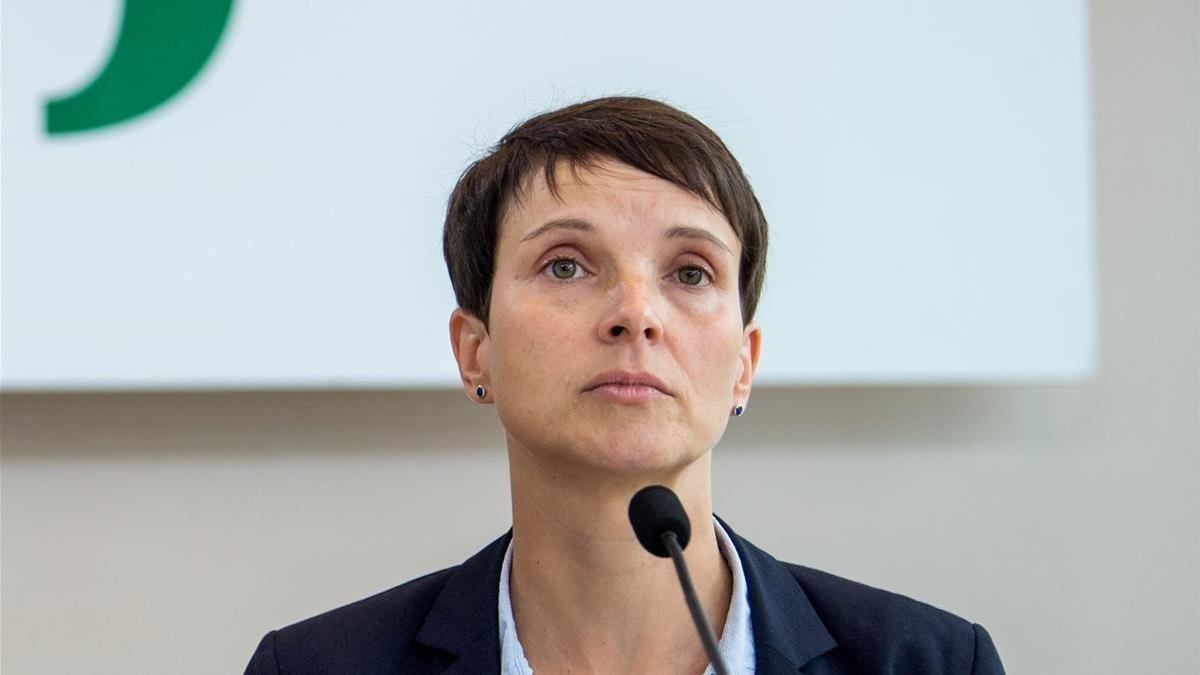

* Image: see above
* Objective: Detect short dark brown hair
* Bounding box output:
[442,96,768,326]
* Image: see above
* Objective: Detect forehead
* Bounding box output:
[501,158,737,242]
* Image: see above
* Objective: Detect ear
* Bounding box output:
[449,307,491,402]
[732,320,762,406]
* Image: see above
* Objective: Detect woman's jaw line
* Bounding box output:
[504,429,714,487]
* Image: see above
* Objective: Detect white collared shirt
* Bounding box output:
[498,516,756,674]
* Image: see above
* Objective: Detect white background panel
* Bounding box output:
[1,1,1094,388]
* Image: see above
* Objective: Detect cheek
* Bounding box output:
[682,327,745,405]
[489,295,575,396]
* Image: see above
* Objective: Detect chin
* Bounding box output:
[576,425,701,476]
[506,407,718,478]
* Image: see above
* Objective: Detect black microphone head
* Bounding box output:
[628,485,692,558]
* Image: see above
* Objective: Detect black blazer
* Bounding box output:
[245,518,1004,674]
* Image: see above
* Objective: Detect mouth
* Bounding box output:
[583,370,672,403]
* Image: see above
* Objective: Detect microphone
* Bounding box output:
[628,485,730,675]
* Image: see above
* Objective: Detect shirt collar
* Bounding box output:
[497,516,755,674]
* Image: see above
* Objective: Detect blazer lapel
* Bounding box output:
[717,516,838,674]
[414,530,512,674]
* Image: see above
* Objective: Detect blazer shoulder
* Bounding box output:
[784,563,1001,674]
[254,566,458,674]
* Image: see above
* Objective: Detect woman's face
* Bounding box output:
[452,158,761,477]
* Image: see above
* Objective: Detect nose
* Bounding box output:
[598,276,665,344]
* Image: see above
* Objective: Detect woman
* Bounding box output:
[245,97,1005,674]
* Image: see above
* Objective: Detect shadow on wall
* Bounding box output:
[0,384,1095,460]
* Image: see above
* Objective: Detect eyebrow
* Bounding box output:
[519,218,734,256]
[520,218,595,243]
[664,225,734,256]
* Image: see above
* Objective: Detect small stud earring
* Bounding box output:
[475,384,487,399]
[732,404,745,417]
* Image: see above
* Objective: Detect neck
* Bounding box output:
[506,437,732,674]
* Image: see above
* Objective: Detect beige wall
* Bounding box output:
[3,2,1197,672]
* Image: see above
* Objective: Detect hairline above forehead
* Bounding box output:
[499,153,736,238]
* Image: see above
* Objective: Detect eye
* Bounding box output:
[676,265,710,286]
[545,257,583,280]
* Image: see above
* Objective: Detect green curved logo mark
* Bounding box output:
[45,0,235,135]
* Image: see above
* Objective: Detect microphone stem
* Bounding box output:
[661,531,730,675]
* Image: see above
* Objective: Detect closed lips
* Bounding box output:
[584,371,672,395]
